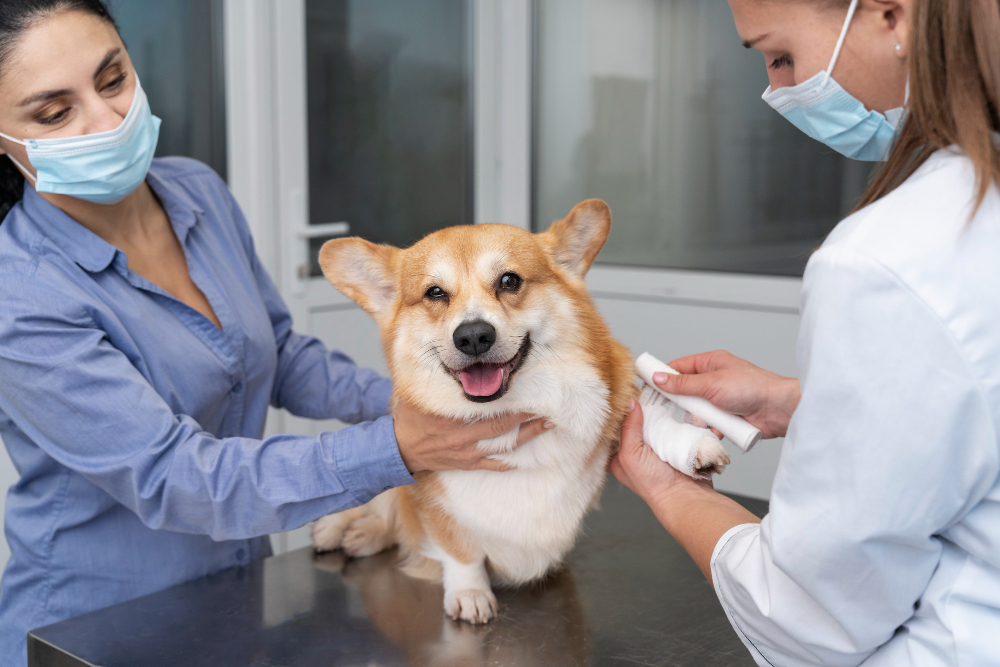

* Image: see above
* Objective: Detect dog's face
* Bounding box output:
[319,200,611,417]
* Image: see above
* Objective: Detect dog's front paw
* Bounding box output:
[312,513,349,553]
[341,515,393,558]
[444,588,498,624]
[694,436,731,476]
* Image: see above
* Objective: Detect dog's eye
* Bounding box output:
[425,286,447,300]
[499,273,522,291]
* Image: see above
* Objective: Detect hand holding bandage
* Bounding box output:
[636,353,763,453]
[635,353,766,480]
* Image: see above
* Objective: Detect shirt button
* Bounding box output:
[232,382,243,394]
[236,548,246,560]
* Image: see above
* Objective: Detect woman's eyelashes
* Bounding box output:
[769,54,792,70]
[102,72,127,93]
[37,106,70,126]
[35,71,128,126]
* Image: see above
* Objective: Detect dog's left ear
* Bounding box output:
[318,238,400,321]
[539,199,611,279]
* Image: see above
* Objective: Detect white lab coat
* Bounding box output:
[712,147,1000,666]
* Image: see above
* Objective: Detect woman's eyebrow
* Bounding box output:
[742,33,769,49]
[93,47,121,79]
[18,48,123,107]
[19,88,73,107]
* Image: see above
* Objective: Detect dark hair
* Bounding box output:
[0,0,119,222]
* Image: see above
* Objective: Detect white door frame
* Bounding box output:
[475,0,532,230]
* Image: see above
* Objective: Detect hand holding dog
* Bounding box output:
[653,350,800,439]
[393,399,552,473]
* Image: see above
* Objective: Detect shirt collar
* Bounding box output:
[20,161,206,273]
[146,164,205,245]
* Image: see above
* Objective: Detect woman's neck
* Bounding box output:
[39,183,162,249]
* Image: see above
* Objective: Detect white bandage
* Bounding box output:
[639,385,725,479]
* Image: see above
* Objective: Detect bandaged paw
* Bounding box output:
[639,384,730,479]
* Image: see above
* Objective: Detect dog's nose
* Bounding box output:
[453,320,496,357]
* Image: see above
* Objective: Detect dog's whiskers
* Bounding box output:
[416,343,443,367]
[531,340,564,366]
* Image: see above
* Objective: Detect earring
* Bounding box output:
[895,41,902,52]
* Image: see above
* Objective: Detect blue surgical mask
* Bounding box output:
[0,77,161,204]
[761,0,905,162]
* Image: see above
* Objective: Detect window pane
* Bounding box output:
[534,0,873,276]
[305,0,473,252]
[115,0,228,180]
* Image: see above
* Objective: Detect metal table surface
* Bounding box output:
[28,480,768,667]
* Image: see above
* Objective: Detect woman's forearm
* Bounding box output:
[645,483,761,584]
[611,402,763,584]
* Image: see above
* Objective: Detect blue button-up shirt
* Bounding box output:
[0,157,414,666]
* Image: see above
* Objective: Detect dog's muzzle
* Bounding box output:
[445,335,531,403]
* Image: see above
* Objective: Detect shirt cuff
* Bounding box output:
[711,522,759,567]
[711,523,771,667]
[328,415,414,505]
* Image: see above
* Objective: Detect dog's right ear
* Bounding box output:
[318,238,399,320]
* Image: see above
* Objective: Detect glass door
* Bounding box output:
[266,0,475,407]
[533,0,871,277]
[301,0,474,277]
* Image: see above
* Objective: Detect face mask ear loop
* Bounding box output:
[4,154,37,183]
[0,131,36,183]
[0,129,27,147]
[823,0,861,86]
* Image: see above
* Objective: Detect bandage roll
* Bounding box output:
[635,353,762,453]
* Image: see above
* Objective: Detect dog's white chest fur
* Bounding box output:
[434,364,611,583]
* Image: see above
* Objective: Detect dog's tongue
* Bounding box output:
[459,364,504,397]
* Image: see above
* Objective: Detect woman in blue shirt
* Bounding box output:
[0,2,547,664]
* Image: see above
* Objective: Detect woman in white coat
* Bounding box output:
[611,0,1000,664]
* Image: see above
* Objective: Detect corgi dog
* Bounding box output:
[311,200,728,623]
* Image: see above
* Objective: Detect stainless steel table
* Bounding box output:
[28,479,767,666]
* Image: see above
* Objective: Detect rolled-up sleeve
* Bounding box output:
[224,183,392,424]
[710,248,998,666]
[0,276,413,541]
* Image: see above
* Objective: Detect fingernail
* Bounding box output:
[543,420,556,429]
[653,372,669,384]
[629,399,638,412]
